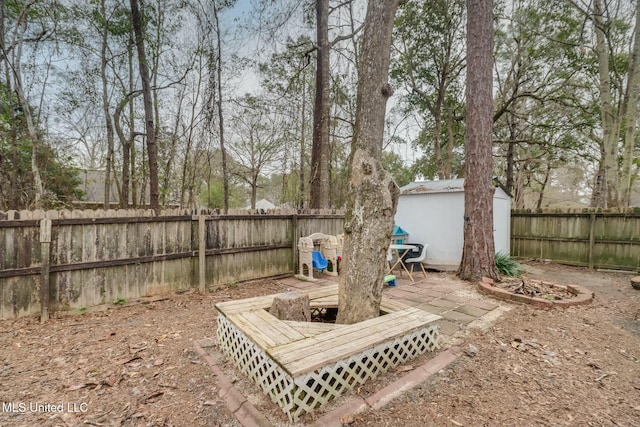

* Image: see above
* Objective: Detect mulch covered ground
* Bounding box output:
[1,262,639,426]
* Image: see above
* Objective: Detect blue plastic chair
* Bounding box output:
[312,250,328,270]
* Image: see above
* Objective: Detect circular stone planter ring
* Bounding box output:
[478,277,594,308]
[632,276,640,290]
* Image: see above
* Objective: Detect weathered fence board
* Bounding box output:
[0,209,345,320]
[511,210,640,270]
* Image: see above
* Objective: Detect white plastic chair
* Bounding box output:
[403,244,428,279]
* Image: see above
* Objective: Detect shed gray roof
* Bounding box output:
[400,178,465,195]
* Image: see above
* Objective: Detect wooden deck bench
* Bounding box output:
[215,284,441,422]
[270,306,439,376]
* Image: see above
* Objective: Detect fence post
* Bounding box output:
[39,218,52,323]
[199,215,206,293]
[588,212,596,269]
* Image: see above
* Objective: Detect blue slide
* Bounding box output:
[312,250,328,270]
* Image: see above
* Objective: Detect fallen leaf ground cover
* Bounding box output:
[0,262,638,427]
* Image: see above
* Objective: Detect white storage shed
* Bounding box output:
[394,178,511,270]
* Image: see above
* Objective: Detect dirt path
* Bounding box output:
[1,262,639,427]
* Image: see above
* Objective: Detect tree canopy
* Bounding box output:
[0,0,638,211]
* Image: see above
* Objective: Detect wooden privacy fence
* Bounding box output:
[0,208,344,320]
[511,209,640,271]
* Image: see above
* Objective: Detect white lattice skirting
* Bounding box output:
[217,314,440,422]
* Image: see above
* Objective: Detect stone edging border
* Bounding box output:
[478,277,594,308]
[195,339,462,427]
[194,342,272,427]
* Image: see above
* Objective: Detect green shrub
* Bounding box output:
[495,252,522,277]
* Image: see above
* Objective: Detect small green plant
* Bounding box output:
[227,281,238,288]
[75,306,89,314]
[113,297,126,305]
[495,252,523,277]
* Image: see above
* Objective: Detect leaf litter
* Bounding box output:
[1,265,639,427]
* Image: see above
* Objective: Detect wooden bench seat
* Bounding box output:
[309,294,338,308]
[380,297,412,312]
[215,284,441,422]
[217,283,439,376]
[269,307,439,376]
[216,283,412,316]
[227,309,306,350]
[283,320,346,337]
[310,294,412,314]
[216,284,340,315]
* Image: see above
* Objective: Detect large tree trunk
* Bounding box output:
[126,28,135,207]
[337,0,400,325]
[505,119,516,195]
[620,1,640,207]
[213,1,230,214]
[99,0,114,209]
[445,104,455,178]
[130,0,160,210]
[593,0,617,208]
[457,0,499,282]
[12,13,44,208]
[114,94,137,208]
[310,0,331,209]
[162,88,184,205]
[0,1,20,209]
[536,163,551,210]
[588,0,640,208]
[250,174,258,209]
[299,82,307,208]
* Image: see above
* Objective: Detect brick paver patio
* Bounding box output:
[280,271,508,340]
